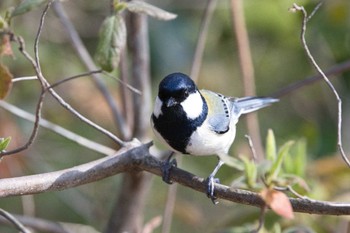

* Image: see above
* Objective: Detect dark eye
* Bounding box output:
[173,89,188,99]
[183,90,189,98]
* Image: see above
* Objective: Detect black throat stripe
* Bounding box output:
[152,95,208,154]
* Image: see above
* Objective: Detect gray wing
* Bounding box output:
[200,90,232,134]
[230,96,278,115]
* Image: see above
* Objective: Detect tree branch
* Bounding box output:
[0,141,349,216]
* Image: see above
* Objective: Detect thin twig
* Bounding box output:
[275,185,309,200]
[0,208,31,233]
[190,0,218,81]
[291,3,350,167]
[0,90,45,156]
[0,214,71,233]
[119,49,134,137]
[252,205,267,233]
[231,0,264,161]
[33,0,53,87]
[102,71,142,95]
[12,76,38,82]
[47,70,102,89]
[245,134,258,161]
[0,100,116,156]
[161,178,178,233]
[271,59,350,98]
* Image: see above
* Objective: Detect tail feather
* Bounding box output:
[233,96,278,115]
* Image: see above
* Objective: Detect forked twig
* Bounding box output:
[1,1,125,157]
[190,0,218,82]
[291,3,350,167]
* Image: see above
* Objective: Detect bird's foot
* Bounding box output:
[161,156,177,184]
[205,175,220,205]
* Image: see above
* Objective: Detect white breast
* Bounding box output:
[185,118,236,156]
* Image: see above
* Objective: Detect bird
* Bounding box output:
[151,72,278,204]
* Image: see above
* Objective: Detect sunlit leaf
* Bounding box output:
[260,188,294,219]
[113,2,128,13]
[0,137,11,151]
[265,129,277,162]
[294,139,307,177]
[12,0,48,17]
[95,14,126,72]
[0,16,8,31]
[266,141,294,184]
[241,155,257,188]
[0,63,13,99]
[283,139,307,177]
[126,1,177,21]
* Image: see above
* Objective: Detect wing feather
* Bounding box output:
[200,90,231,134]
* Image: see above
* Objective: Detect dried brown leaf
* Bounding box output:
[260,188,294,219]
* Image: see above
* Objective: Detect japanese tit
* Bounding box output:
[151,72,278,203]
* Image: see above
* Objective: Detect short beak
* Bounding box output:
[165,97,177,107]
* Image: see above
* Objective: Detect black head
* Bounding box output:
[158,72,197,107]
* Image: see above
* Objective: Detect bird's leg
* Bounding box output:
[161,152,177,184]
[206,160,224,204]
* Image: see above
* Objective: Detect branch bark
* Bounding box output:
[0,141,349,216]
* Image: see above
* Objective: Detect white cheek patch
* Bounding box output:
[181,91,203,119]
[153,96,163,118]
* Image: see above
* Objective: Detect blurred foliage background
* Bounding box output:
[0,0,350,232]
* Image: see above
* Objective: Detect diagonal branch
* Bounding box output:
[271,59,350,98]
[0,141,349,216]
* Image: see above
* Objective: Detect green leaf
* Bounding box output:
[113,2,128,13]
[293,139,307,177]
[241,156,257,188]
[95,14,126,72]
[126,1,177,21]
[0,137,11,151]
[283,139,307,177]
[265,129,277,162]
[11,0,48,17]
[0,63,13,99]
[266,141,294,185]
[0,16,8,31]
